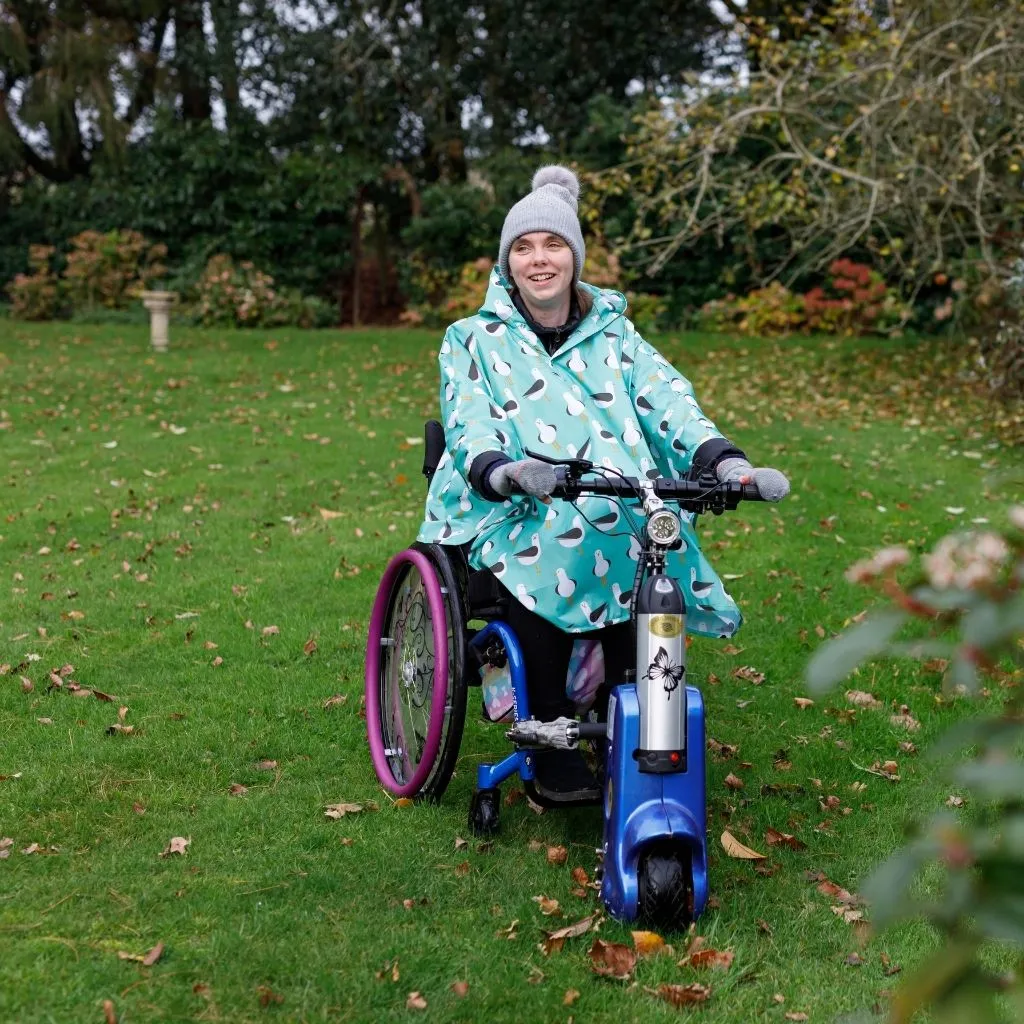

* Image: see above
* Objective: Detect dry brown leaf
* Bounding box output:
[256,985,283,1007]
[159,836,190,857]
[793,697,815,709]
[571,866,589,886]
[649,982,712,1007]
[21,843,42,855]
[684,948,735,971]
[37,717,53,726]
[546,844,568,866]
[406,991,427,1010]
[142,942,164,967]
[106,724,135,736]
[255,759,278,771]
[785,1013,809,1022]
[322,694,347,709]
[20,677,33,693]
[324,802,364,819]
[228,784,248,796]
[318,507,344,521]
[450,980,469,998]
[817,879,856,903]
[724,772,745,791]
[210,656,224,667]
[261,625,280,637]
[563,988,580,1006]
[532,894,561,916]
[588,938,637,980]
[732,665,765,685]
[495,919,519,940]
[890,712,920,731]
[946,794,965,808]
[845,689,882,709]
[394,797,414,808]
[103,999,117,1024]
[118,706,128,722]
[303,636,318,656]
[541,913,599,954]
[454,836,469,850]
[631,930,666,957]
[132,802,146,815]
[454,860,471,876]
[93,690,115,702]
[720,830,766,860]
[765,828,807,851]
[203,640,218,650]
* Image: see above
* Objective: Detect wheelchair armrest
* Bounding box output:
[423,419,445,485]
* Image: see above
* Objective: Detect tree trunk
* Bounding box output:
[351,189,365,327]
[174,1,213,122]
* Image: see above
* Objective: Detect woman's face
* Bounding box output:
[508,232,574,310]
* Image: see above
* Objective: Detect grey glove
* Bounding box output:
[489,458,557,499]
[716,457,790,502]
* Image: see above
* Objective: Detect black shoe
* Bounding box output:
[525,748,601,806]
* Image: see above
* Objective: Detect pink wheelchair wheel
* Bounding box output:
[365,548,453,797]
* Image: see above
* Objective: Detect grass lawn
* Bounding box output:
[0,321,1021,1023]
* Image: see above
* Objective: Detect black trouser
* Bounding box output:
[501,584,634,720]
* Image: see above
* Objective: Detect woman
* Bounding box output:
[418,166,789,802]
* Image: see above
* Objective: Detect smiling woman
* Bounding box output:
[417,163,790,802]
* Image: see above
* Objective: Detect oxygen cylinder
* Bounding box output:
[634,572,687,772]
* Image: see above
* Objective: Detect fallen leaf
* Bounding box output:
[394,797,414,808]
[255,759,278,771]
[540,913,600,955]
[684,948,735,971]
[21,843,42,855]
[732,665,765,685]
[455,860,470,876]
[720,831,766,860]
[571,866,589,886]
[546,845,568,866]
[845,951,865,966]
[132,802,146,815]
[159,836,190,857]
[890,711,920,730]
[261,625,280,637]
[106,724,135,736]
[256,985,283,1007]
[303,636,318,656]
[406,991,427,1010]
[103,999,117,1024]
[563,988,580,1005]
[228,784,248,796]
[142,942,165,966]
[450,980,469,998]
[846,689,882,709]
[533,894,561,916]
[631,930,666,957]
[945,794,965,808]
[37,717,53,726]
[649,982,712,1007]
[724,772,744,791]
[93,690,115,702]
[318,507,344,520]
[588,938,637,980]
[785,1014,809,1022]
[322,694,347,709]
[324,802,364,819]
[793,697,815,709]
[21,678,33,693]
[495,919,519,940]
[765,828,807,851]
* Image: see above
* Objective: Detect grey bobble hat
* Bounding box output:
[498,165,586,287]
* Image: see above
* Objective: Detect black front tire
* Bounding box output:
[469,787,500,836]
[637,843,694,929]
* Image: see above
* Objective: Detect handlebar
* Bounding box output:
[516,449,763,515]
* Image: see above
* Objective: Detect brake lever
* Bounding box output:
[524,447,594,473]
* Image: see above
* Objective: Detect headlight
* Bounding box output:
[647,509,680,545]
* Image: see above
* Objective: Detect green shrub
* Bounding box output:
[807,510,1024,1022]
[62,229,167,311]
[699,260,909,337]
[7,245,61,321]
[195,254,335,328]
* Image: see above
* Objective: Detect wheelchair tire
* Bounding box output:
[637,843,695,930]
[365,545,467,800]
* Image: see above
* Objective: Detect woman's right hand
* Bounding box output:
[489,459,558,501]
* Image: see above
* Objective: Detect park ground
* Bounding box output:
[0,322,1021,1022]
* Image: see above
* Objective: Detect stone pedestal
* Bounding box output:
[141,291,176,352]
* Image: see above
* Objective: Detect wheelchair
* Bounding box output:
[364,419,513,805]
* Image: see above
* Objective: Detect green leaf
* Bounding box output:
[805,609,907,693]
[862,833,939,929]
[953,758,1024,800]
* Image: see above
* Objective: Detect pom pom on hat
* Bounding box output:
[531,165,580,207]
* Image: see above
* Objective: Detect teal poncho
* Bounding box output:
[417,267,742,638]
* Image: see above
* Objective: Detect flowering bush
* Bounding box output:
[195,254,334,328]
[699,260,908,337]
[62,230,167,310]
[808,508,1024,1021]
[7,245,61,320]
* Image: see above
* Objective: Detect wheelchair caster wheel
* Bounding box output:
[469,787,500,836]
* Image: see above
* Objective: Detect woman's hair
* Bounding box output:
[576,286,593,318]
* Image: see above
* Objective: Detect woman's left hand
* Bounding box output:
[717,458,790,502]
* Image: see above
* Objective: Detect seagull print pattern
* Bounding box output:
[417,265,742,638]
